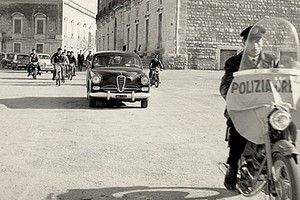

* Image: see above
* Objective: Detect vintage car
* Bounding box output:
[0,53,6,68]
[1,53,16,68]
[11,53,30,70]
[38,53,53,73]
[86,51,150,108]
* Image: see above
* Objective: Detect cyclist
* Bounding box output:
[149,54,163,83]
[27,49,41,76]
[51,48,63,81]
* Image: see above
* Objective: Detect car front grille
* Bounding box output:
[117,75,126,92]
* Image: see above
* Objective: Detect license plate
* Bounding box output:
[116,95,127,98]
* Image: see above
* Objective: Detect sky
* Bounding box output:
[71,0,98,14]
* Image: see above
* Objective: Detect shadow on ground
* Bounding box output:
[0,97,140,109]
[52,186,239,200]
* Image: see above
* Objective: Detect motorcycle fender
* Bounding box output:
[272,140,299,156]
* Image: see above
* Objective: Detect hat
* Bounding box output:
[57,47,62,51]
[240,25,266,40]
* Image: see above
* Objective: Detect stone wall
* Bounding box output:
[186,0,300,70]
[0,1,62,54]
[96,0,300,70]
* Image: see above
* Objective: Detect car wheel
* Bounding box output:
[141,99,148,108]
[89,97,96,107]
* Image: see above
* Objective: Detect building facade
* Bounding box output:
[0,0,96,55]
[96,0,300,69]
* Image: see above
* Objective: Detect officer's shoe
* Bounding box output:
[224,166,238,190]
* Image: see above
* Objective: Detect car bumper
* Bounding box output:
[40,66,54,71]
[89,91,150,101]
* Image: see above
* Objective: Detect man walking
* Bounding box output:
[77,50,84,71]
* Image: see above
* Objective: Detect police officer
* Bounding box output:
[219,25,278,190]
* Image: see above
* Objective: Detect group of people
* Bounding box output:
[27,48,93,81]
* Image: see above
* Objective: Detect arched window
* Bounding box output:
[11,12,24,34]
[71,20,75,38]
[34,13,46,35]
[88,26,92,43]
[77,22,81,38]
[64,17,68,36]
[83,24,87,40]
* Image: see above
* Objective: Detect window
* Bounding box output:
[107,36,110,50]
[12,12,24,34]
[71,20,75,38]
[36,20,44,34]
[127,28,130,51]
[136,7,139,18]
[159,0,162,5]
[77,22,81,38]
[13,42,21,53]
[36,43,44,53]
[146,1,150,12]
[158,13,162,48]
[83,24,87,40]
[64,17,68,36]
[135,24,139,50]
[88,32,92,43]
[34,13,46,35]
[14,19,22,33]
[145,19,149,51]
[114,18,117,50]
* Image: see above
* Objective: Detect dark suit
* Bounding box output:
[219,51,278,169]
[77,54,84,71]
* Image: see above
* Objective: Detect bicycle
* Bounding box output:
[54,63,62,86]
[67,63,76,80]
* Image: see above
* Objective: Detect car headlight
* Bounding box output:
[141,76,149,85]
[269,109,291,131]
[92,75,101,84]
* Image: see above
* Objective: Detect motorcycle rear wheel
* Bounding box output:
[154,75,159,88]
[32,69,37,79]
[272,153,300,200]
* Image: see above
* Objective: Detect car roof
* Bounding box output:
[37,53,50,55]
[16,53,29,55]
[94,51,139,57]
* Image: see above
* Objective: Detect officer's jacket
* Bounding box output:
[219,51,278,100]
[219,52,243,100]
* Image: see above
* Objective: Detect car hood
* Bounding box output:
[90,67,147,85]
[92,67,144,76]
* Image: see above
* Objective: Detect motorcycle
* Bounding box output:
[150,67,161,88]
[219,17,300,199]
[29,62,39,79]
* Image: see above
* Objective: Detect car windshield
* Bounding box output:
[93,54,141,68]
[7,54,15,59]
[17,55,29,59]
[0,54,5,59]
[38,55,50,59]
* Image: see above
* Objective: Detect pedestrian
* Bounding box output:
[68,51,77,76]
[77,50,84,71]
[86,51,92,62]
[219,25,279,191]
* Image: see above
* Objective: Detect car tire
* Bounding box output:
[89,97,96,107]
[141,99,148,108]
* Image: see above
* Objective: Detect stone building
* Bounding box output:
[96,0,300,70]
[0,0,96,55]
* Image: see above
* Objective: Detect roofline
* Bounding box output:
[64,0,96,18]
[0,0,61,4]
